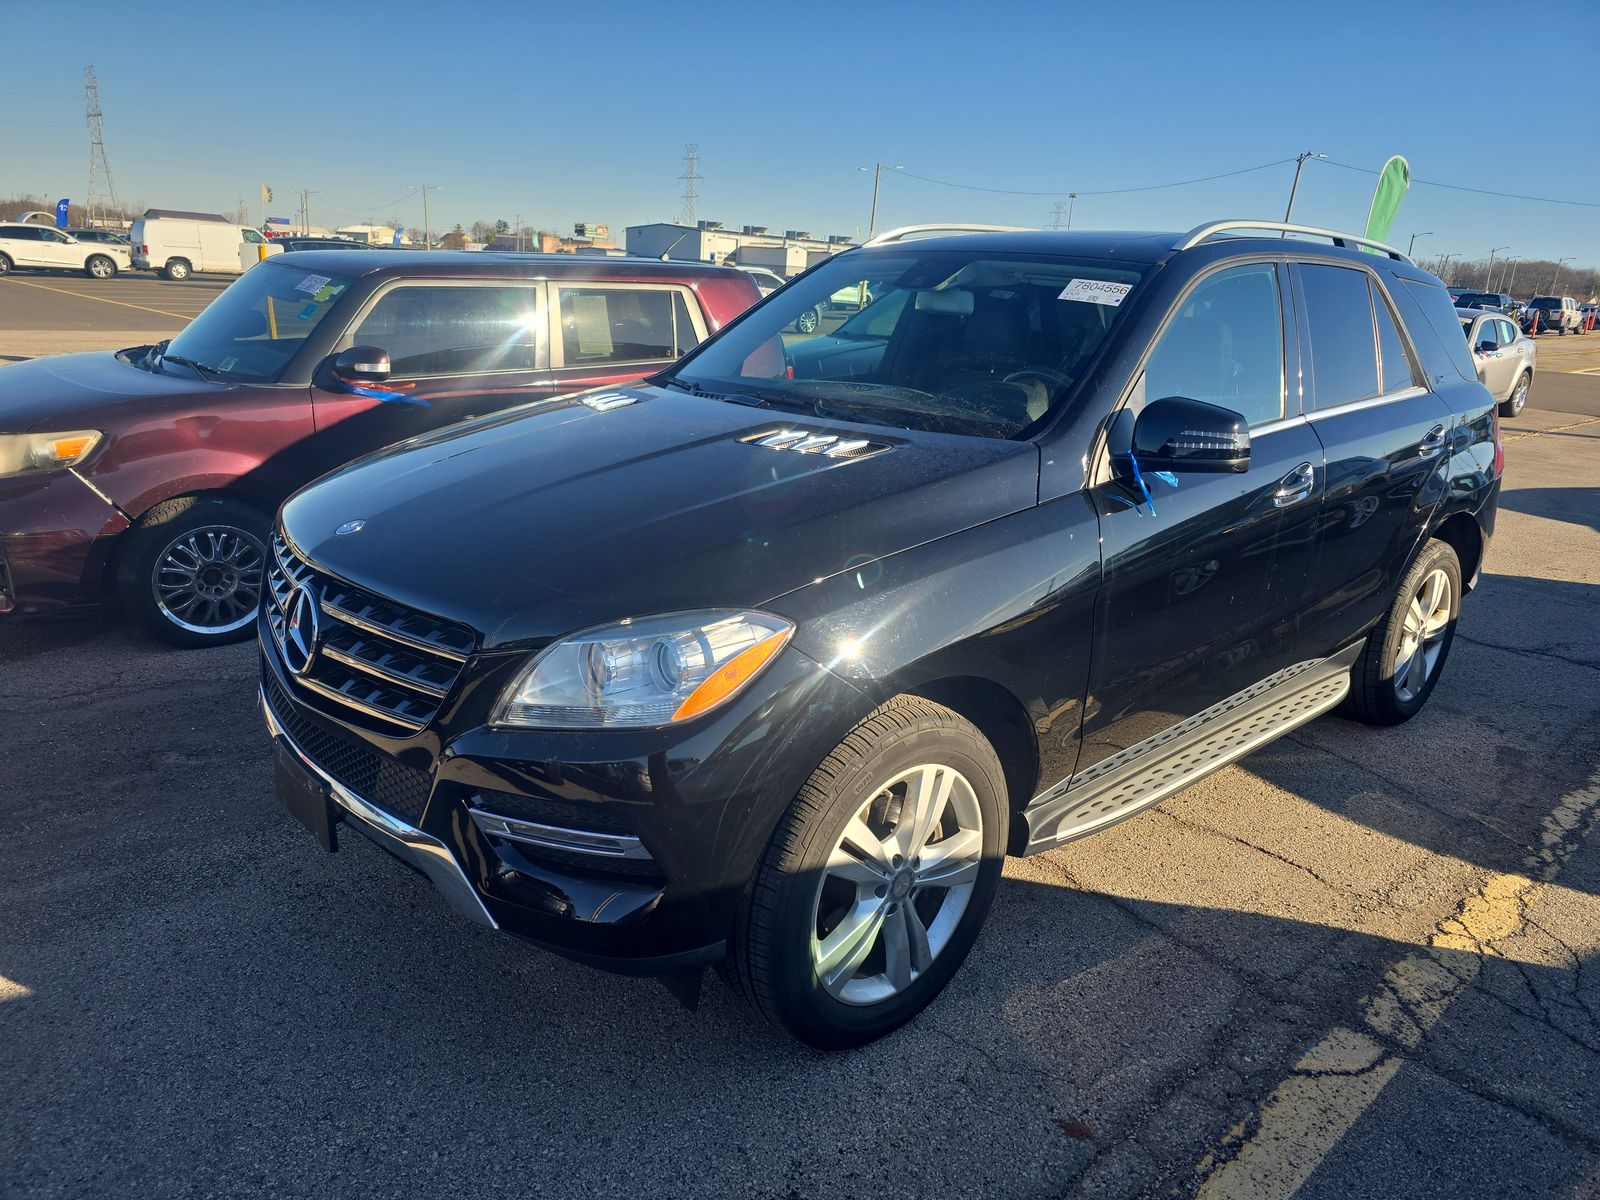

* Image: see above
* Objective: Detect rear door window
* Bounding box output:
[351,284,545,378]
[555,285,702,367]
[1297,264,1380,408]
[1372,280,1421,393]
[1138,262,1285,426]
[1396,280,1480,385]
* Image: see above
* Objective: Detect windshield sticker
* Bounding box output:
[294,273,332,295]
[311,283,343,303]
[1059,279,1132,306]
[219,356,238,372]
[298,303,319,320]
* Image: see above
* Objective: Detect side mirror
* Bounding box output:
[332,346,391,382]
[1131,396,1250,473]
[1475,340,1497,355]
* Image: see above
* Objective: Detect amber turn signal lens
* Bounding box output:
[49,436,97,462]
[671,628,792,722]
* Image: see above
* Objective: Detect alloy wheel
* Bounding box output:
[1393,567,1451,703]
[90,257,113,278]
[810,763,984,1006]
[1511,376,1527,415]
[152,524,266,634]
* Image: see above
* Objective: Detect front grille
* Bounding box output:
[264,669,431,824]
[266,532,476,731]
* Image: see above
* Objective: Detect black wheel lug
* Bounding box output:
[892,854,904,868]
[874,885,886,898]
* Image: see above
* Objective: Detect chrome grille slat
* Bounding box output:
[265,533,476,730]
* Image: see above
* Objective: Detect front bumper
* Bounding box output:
[259,619,870,975]
[0,470,128,616]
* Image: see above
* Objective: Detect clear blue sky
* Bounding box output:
[3,0,1597,269]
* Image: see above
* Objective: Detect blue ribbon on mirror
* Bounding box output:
[330,371,430,407]
[1119,452,1178,517]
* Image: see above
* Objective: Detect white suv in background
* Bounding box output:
[0,223,128,279]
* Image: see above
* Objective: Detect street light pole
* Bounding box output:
[1066,192,1077,230]
[1437,253,1457,283]
[858,163,902,240]
[1551,256,1574,293]
[410,184,438,249]
[1283,151,1327,224]
[1494,257,1518,293]
[1407,231,1433,257]
[1486,245,1509,290]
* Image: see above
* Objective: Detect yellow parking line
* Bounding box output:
[0,276,194,320]
[1193,767,1600,1199]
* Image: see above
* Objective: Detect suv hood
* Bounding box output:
[280,386,1039,648]
[0,351,222,433]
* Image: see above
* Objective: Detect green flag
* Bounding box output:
[1363,156,1410,248]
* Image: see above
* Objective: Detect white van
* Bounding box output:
[130,210,280,279]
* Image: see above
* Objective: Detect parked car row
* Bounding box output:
[1,222,1504,1049]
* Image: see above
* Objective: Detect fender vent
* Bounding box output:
[580,391,639,412]
[739,428,890,460]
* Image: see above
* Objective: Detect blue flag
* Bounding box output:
[54,198,70,228]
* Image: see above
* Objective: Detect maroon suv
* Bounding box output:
[0,251,758,645]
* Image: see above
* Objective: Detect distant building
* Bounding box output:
[334,224,413,246]
[626,222,854,276]
[486,223,617,255]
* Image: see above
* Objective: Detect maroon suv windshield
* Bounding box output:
[162,262,352,383]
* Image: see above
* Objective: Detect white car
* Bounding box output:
[0,222,128,279]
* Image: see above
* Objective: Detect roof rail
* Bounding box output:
[863,223,1031,247]
[1177,220,1412,263]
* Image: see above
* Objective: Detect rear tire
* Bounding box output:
[1340,539,1461,726]
[1499,372,1529,418]
[793,306,821,334]
[726,696,1009,1049]
[163,258,191,281]
[0,253,11,276]
[85,254,116,279]
[115,496,269,648]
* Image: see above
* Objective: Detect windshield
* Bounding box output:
[667,250,1147,439]
[162,262,352,383]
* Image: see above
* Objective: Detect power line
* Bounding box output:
[1318,159,1600,210]
[314,187,424,214]
[894,158,1298,198]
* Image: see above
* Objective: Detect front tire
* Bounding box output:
[727,696,1009,1049]
[163,258,191,281]
[0,253,11,276]
[1340,539,1461,726]
[85,254,116,279]
[1499,372,1529,418]
[792,306,821,334]
[116,496,269,648]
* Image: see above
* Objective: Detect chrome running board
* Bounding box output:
[1021,642,1362,854]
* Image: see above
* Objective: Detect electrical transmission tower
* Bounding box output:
[84,66,123,227]
[679,144,699,226]
[1049,201,1065,230]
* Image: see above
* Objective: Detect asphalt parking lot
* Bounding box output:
[2,319,1600,1198]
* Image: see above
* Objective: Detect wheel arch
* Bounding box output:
[900,674,1041,850]
[1431,510,1485,593]
[97,486,273,597]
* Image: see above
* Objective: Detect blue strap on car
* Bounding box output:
[331,372,429,407]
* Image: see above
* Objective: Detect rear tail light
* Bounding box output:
[1490,406,1504,478]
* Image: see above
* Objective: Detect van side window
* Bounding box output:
[557,286,700,366]
[1372,280,1421,394]
[242,229,264,243]
[1138,262,1284,427]
[1298,264,1380,408]
[352,285,544,378]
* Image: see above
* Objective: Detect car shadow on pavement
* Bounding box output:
[1496,485,1600,534]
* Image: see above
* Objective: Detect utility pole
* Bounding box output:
[1506,257,1521,294]
[679,145,700,227]
[1437,253,1456,283]
[1494,257,1518,293]
[410,184,438,249]
[857,162,903,240]
[1407,231,1433,257]
[1486,245,1509,290]
[1551,256,1574,293]
[1283,151,1326,224]
[514,212,522,252]
[1066,192,1077,230]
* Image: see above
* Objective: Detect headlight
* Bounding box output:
[0,431,103,479]
[493,610,794,729]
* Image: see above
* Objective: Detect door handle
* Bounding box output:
[1417,424,1448,459]
[1273,461,1316,507]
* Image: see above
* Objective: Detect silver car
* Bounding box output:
[1460,308,1535,417]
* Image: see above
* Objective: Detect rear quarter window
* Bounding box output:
[1393,280,1478,387]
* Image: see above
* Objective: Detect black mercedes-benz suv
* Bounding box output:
[259,221,1501,1048]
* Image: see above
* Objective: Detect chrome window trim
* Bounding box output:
[262,687,497,929]
[1307,385,1428,422]
[1249,414,1309,437]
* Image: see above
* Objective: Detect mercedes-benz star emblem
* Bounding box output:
[335,520,366,536]
[283,583,321,677]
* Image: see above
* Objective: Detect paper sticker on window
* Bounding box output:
[570,294,613,357]
[1059,279,1132,306]
[220,356,238,372]
[294,273,332,295]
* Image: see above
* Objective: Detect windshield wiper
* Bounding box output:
[160,353,224,384]
[662,377,814,414]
